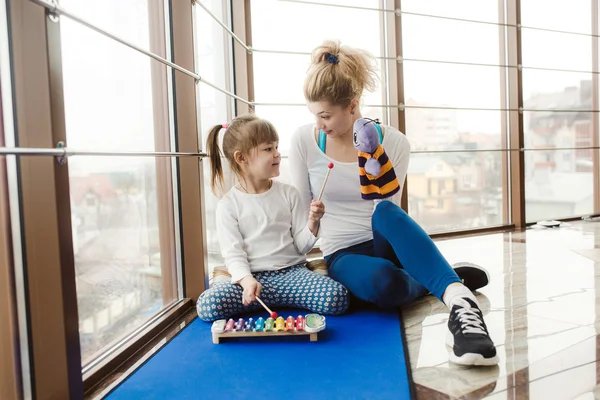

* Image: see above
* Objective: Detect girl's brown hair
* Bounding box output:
[206,114,279,195]
[304,40,379,107]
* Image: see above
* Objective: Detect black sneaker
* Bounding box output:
[446,298,499,366]
[452,262,490,292]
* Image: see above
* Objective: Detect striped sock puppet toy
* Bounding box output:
[353,118,400,200]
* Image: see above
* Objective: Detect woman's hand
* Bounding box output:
[238,275,263,306]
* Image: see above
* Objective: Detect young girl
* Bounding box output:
[289,40,498,366]
[196,114,349,322]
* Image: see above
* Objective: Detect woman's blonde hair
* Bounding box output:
[206,114,278,195]
[304,40,379,107]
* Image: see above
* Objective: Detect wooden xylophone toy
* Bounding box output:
[210,314,326,344]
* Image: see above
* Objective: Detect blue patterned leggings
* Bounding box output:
[196,265,350,322]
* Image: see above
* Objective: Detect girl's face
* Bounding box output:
[308,100,355,139]
[245,141,281,180]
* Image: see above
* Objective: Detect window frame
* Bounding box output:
[0,80,23,400]
[2,0,207,396]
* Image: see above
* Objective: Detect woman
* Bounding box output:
[288,40,498,366]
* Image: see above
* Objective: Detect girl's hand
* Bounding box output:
[239,275,263,306]
[309,200,325,222]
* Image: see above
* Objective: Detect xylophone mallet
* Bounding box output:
[317,162,334,202]
[255,296,278,319]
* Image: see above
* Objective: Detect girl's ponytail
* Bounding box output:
[206,124,225,194]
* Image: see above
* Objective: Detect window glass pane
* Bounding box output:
[521,2,594,222]
[401,0,500,24]
[524,111,593,150]
[252,53,311,104]
[250,0,383,55]
[521,29,592,71]
[203,162,228,279]
[61,16,156,151]
[406,109,505,151]
[403,62,503,109]
[525,150,594,221]
[60,5,178,365]
[71,156,175,363]
[195,0,231,137]
[403,15,502,65]
[60,0,154,49]
[523,72,592,112]
[521,0,591,34]
[408,152,505,232]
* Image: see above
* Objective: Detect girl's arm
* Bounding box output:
[288,186,319,254]
[289,128,313,210]
[216,199,252,283]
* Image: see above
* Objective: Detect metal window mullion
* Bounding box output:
[224,0,236,121]
[507,0,526,228]
[0,1,30,396]
[147,0,179,309]
[231,0,254,115]
[592,0,599,213]
[498,0,511,225]
[0,147,207,157]
[0,1,23,395]
[393,0,408,212]
[252,102,600,112]
[379,0,390,126]
[6,145,600,157]
[171,0,206,301]
[163,0,184,301]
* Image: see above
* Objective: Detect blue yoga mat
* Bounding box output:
[106,309,413,400]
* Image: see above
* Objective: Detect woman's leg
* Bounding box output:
[262,266,350,315]
[327,249,427,309]
[371,201,498,365]
[371,201,461,300]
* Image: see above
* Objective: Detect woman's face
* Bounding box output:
[307,100,355,139]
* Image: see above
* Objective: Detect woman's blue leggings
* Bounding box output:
[325,201,461,308]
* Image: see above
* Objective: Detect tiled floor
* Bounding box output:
[408,220,600,399]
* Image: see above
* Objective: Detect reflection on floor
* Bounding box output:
[407,220,600,399]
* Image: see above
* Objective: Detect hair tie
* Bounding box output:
[326,53,339,65]
[222,123,229,129]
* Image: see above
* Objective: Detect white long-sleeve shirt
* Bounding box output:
[216,180,318,283]
[288,123,410,257]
